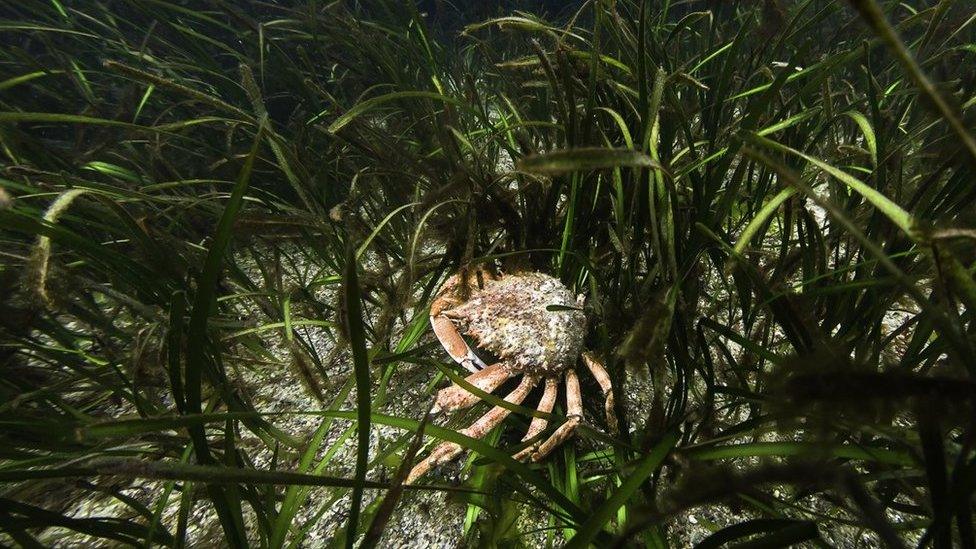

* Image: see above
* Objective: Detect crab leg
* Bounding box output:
[407,374,539,484]
[529,369,583,462]
[514,376,559,460]
[581,352,619,435]
[433,362,514,413]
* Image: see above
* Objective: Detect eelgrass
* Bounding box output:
[1,0,975,546]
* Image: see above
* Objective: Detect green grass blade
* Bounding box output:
[182,119,268,548]
[518,148,663,175]
[565,429,679,548]
[684,441,915,466]
[849,0,976,165]
[342,243,372,549]
[749,134,916,237]
[322,91,465,132]
[732,187,797,257]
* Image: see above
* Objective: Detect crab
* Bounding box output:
[406,268,617,483]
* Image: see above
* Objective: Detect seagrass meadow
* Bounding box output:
[1,0,975,546]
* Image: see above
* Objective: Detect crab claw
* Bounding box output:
[430,314,486,373]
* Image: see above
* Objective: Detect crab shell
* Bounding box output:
[442,272,587,376]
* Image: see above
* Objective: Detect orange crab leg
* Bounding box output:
[433,362,514,413]
[529,369,583,462]
[407,374,539,484]
[514,376,559,460]
[581,352,619,435]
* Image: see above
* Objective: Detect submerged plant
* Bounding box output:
[0,0,974,546]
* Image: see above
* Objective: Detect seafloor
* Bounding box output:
[33,241,919,547]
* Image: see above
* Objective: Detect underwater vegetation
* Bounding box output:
[1,0,975,546]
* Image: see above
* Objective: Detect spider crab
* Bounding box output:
[407,268,618,483]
